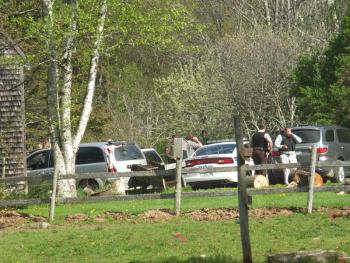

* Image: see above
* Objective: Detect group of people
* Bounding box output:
[164,124,301,185]
[165,130,209,163]
[251,122,302,185]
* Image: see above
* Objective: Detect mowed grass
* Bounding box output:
[0,191,350,262]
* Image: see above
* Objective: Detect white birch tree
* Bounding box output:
[43,0,107,198]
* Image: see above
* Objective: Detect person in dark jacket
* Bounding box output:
[274,126,302,185]
[251,122,273,176]
[200,129,210,145]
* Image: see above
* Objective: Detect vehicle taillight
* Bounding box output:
[317,147,328,154]
[186,157,234,167]
[271,150,280,157]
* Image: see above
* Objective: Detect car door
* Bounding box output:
[75,146,107,173]
[323,129,338,161]
[336,128,350,161]
[27,149,54,186]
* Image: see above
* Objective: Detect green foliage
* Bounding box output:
[293,2,350,126]
[154,60,232,139]
[0,0,202,149]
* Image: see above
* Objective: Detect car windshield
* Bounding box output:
[193,143,236,156]
[114,144,144,161]
[292,129,320,143]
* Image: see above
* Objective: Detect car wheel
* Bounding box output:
[190,184,199,190]
[333,166,346,184]
[78,179,100,190]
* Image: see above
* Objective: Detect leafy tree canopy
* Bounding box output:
[293,1,350,126]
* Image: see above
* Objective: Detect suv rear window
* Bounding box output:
[194,143,236,156]
[76,147,105,164]
[115,144,144,161]
[337,129,350,143]
[325,130,335,142]
[292,129,320,143]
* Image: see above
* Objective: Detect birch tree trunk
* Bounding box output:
[275,0,280,25]
[263,0,271,26]
[56,0,78,198]
[43,0,108,198]
[287,0,291,29]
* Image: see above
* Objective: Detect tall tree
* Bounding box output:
[42,0,107,197]
[154,29,302,138]
[293,1,350,126]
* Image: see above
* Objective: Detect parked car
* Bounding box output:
[26,141,147,190]
[183,141,254,189]
[271,125,350,183]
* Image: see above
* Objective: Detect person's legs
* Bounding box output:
[253,150,266,175]
[260,151,267,176]
[281,154,291,185]
[289,152,298,176]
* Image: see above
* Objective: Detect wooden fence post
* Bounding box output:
[2,157,5,178]
[234,115,252,263]
[174,138,183,216]
[49,168,59,222]
[307,145,317,214]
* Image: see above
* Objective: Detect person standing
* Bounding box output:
[165,135,176,164]
[200,129,210,145]
[274,127,302,185]
[104,139,124,172]
[251,122,273,176]
[185,132,203,158]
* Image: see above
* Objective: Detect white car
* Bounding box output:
[184,141,254,189]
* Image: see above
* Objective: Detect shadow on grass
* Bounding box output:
[130,255,241,263]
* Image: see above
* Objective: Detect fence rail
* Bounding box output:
[1,184,349,208]
[1,160,350,184]
[0,160,350,209]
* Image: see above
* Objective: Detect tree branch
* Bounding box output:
[60,0,78,160]
[73,0,107,149]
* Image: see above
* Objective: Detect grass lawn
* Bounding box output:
[0,191,350,262]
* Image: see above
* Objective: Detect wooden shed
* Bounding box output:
[0,31,26,180]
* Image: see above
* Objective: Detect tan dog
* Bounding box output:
[289,170,324,187]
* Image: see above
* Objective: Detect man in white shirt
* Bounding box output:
[275,127,302,185]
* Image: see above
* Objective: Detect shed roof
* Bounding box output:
[0,30,26,61]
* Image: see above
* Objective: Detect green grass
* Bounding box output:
[0,192,350,262]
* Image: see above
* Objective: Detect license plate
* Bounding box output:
[200,173,213,177]
[197,165,210,169]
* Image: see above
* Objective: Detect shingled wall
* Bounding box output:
[0,32,26,178]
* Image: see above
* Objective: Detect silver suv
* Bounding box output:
[26,141,147,190]
[272,125,350,183]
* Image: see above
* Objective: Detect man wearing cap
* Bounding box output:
[275,127,302,185]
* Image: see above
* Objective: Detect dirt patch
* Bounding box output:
[3,206,350,229]
[64,207,350,223]
[291,206,350,220]
[65,213,90,222]
[249,207,293,218]
[184,207,294,221]
[0,210,47,230]
[138,209,174,221]
[104,211,132,220]
[324,207,350,220]
[185,208,238,221]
